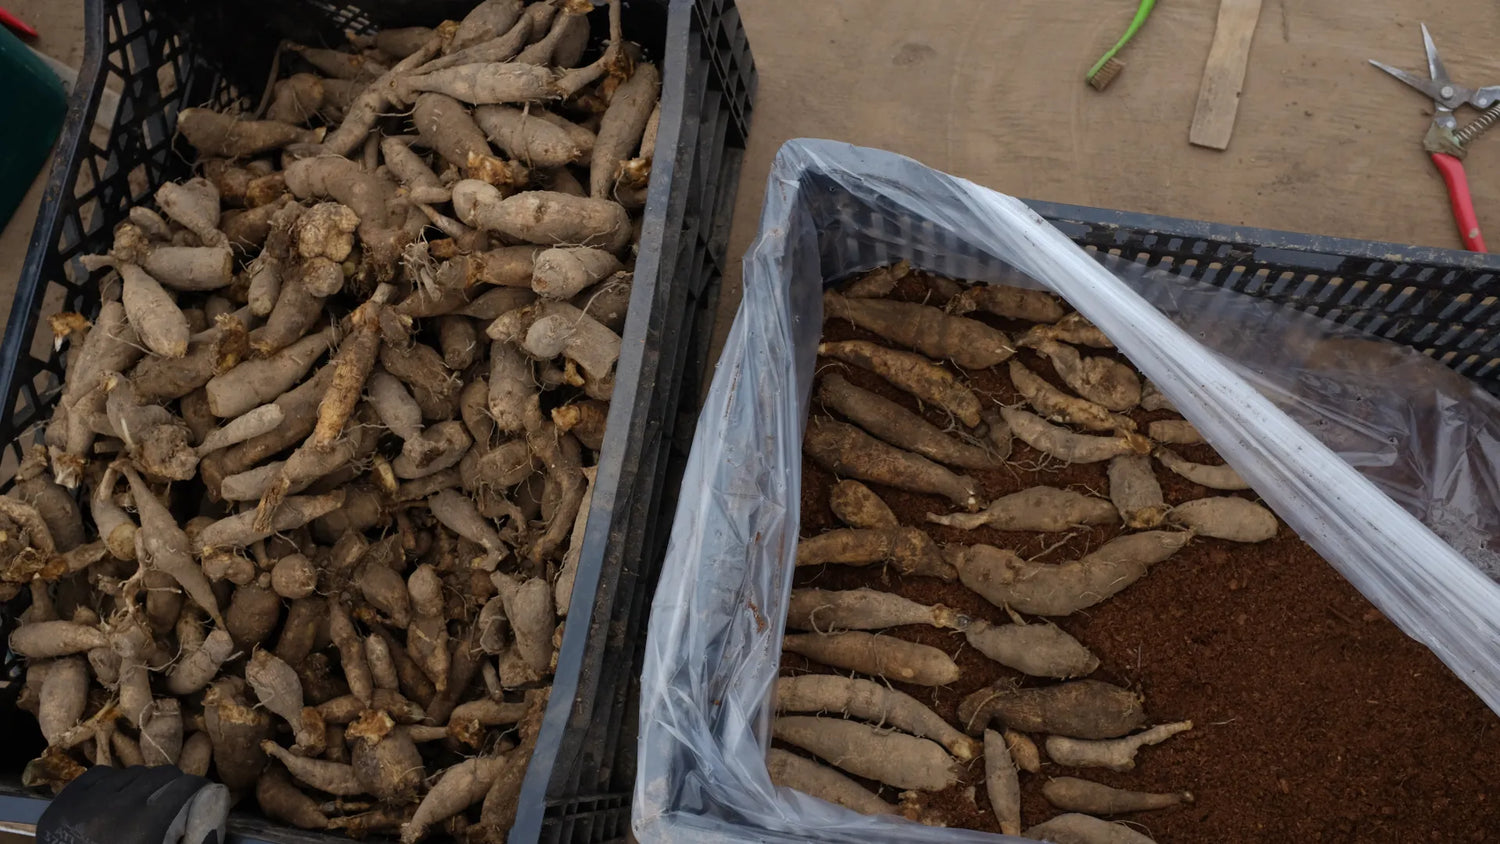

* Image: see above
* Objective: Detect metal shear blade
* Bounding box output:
[1370,23,1500,128]
[1422,23,1451,93]
[1368,59,1463,110]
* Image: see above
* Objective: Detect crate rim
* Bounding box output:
[1025,197,1500,272]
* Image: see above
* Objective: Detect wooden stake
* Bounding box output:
[1189,0,1264,150]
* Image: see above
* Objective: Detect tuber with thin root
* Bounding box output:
[553,465,595,615]
[948,282,1067,323]
[37,657,88,745]
[840,262,910,298]
[786,588,967,632]
[206,327,335,419]
[140,699,183,767]
[176,108,323,157]
[1108,454,1168,529]
[958,679,1145,739]
[262,741,364,796]
[1155,447,1249,490]
[1168,496,1277,542]
[166,629,235,696]
[411,93,509,183]
[204,682,273,791]
[1043,777,1193,814]
[118,264,190,358]
[1010,359,1134,433]
[775,674,977,760]
[380,340,461,421]
[1028,338,1141,412]
[1045,721,1194,772]
[453,181,632,252]
[805,418,982,511]
[474,105,586,168]
[795,525,955,580]
[591,61,661,198]
[783,631,959,686]
[817,373,998,469]
[773,716,960,792]
[927,486,1118,532]
[766,748,896,817]
[517,301,621,382]
[122,466,223,625]
[258,766,330,830]
[448,0,525,54]
[1025,813,1160,843]
[197,491,345,551]
[965,617,1100,678]
[349,713,424,802]
[1006,729,1043,774]
[818,340,982,427]
[401,754,507,844]
[824,289,1014,370]
[429,489,507,568]
[984,729,1022,835]
[1002,406,1149,464]
[828,479,898,529]
[530,247,622,299]
[1019,312,1113,349]
[952,531,1191,616]
[1148,418,1204,445]
[492,572,555,674]
[397,61,557,105]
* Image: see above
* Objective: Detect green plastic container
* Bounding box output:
[0,27,66,230]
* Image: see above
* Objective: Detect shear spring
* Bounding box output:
[1456,102,1500,146]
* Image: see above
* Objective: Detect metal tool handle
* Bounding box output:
[1431,152,1486,250]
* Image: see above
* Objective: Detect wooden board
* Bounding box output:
[1189,0,1264,149]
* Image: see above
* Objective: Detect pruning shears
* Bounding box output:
[1371,24,1500,251]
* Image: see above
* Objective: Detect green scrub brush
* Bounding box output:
[1086,0,1158,90]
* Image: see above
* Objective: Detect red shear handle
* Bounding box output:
[1431,152,1486,251]
[0,7,38,39]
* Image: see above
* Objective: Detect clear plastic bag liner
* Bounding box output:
[1102,257,1500,577]
[635,139,1500,843]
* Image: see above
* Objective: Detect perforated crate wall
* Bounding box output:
[1032,201,1500,394]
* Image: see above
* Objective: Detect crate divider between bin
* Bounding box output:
[513,0,754,840]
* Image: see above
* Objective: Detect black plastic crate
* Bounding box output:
[515,0,754,841]
[1025,200,1500,395]
[793,169,1500,394]
[0,0,754,842]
